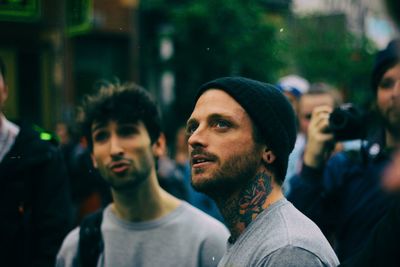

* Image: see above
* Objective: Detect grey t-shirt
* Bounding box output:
[218,198,339,267]
[56,201,229,267]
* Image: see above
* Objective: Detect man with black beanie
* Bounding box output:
[187,76,339,266]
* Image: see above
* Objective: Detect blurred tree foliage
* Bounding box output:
[141,0,288,124]
[140,1,378,135]
[171,0,285,91]
[289,14,377,105]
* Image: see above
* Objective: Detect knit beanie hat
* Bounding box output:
[195,77,297,182]
[371,39,400,93]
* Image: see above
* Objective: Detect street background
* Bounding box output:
[0,0,397,145]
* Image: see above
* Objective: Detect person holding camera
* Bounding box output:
[287,39,400,262]
[282,83,343,196]
[338,3,400,266]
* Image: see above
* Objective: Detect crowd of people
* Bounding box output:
[1,1,399,266]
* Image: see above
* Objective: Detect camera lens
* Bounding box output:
[328,104,366,141]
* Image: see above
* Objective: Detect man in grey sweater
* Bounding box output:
[186,77,339,267]
[56,81,229,267]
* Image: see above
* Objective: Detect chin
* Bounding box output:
[191,175,237,200]
[191,173,212,191]
[191,181,219,199]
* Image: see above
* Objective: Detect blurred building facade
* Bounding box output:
[0,0,140,130]
[0,0,294,136]
[292,0,397,48]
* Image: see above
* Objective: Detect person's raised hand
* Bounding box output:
[303,105,335,168]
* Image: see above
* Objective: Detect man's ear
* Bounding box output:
[152,133,167,157]
[91,153,98,168]
[262,148,276,164]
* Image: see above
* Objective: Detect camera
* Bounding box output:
[328,103,367,141]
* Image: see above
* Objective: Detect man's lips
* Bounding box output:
[190,152,217,168]
[108,161,131,173]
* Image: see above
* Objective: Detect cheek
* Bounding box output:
[122,137,151,151]
[218,136,254,159]
[377,91,391,110]
[299,119,308,133]
[92,145,109,162]
[131,145,155,163]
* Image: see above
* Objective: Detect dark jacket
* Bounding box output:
[287,127,394,261]
[340,194,400,267]
[0,122,73,267]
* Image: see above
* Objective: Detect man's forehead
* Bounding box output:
[300,94,334,109]
[382,62,400,77]
[191,88,247,117]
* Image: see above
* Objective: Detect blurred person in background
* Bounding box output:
[276,74,310,116]
[55,121,83,179]
[55,121,75,147]
[338,2,400,266]
[187,77,339,266]
[156,141,189,200]
[56,121,111,226]
[56,81,228,267]
[283,83,342,195]
[287,39,400,261]
[0,57,72,266]
[340,149,400,267]
[276,75,309,190]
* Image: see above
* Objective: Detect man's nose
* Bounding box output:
[110,134,124,156]
[188,126,207,149]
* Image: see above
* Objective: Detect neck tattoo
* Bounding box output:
[224,171,273,243]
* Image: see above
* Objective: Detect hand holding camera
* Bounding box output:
[328,103,366,141]
[303,105,336,168]
[304,103,366,169]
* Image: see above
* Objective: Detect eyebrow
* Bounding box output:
[187,113,237,126]
[186,117,197,127]
[209,113,235,121]
[92,122,107,133]
[91,121,140,133]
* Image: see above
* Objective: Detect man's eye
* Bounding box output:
[213,120,230,129]
[185,124,197,136]
[93,131,109,142]
[303,113,312,121]
[379,78,396,89]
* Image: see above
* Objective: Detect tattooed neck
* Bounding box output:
[218,171,273,243]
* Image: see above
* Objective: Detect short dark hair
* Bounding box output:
[79,81,162,150]
[0,56,6,80]
[385,0,400,28]
[371,40,400,94]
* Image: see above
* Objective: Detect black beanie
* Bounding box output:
[371,39,400,93]
[195,77,297,182]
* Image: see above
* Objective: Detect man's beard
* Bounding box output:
[380,107,400,138]
[107,169,150,192]
[191,147,261,200]
[101,154,153,193]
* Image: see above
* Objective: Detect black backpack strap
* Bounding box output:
[78,209,104,267]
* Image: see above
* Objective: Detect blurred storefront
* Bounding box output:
[0,0,140,130]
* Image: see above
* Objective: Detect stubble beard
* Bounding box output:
[101,154,154,193]
[191,148,261,200]
[107,168,150,192]
[380,107,400,139]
